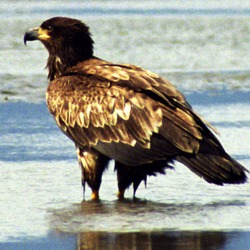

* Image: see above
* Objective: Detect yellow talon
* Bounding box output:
[91,190,99,200]
[117,190,125,199]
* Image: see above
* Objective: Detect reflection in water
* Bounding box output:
[77,231,228,250]
[47,199,249,249]
[1,230,249,250]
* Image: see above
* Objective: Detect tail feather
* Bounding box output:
[176,153,248,185]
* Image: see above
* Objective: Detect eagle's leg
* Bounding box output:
[76,146,110,200]
[115,162,144,199]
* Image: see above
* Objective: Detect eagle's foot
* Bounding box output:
[91,190,99,200]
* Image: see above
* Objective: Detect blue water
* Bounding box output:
[0,1,250,249]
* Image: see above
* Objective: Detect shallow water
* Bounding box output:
[0,1,250,249]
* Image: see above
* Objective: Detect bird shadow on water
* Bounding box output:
[47,199,248,249]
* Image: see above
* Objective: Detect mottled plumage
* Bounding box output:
[24,17,248,200]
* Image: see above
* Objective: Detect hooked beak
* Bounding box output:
[24,27,39,45]
[24,27,51,45]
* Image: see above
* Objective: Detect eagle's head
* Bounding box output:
[24,17,94,79]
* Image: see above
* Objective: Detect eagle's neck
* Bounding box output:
[46,47,93,81]
[47,55,68,81]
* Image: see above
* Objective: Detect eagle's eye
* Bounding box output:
[47,25,54,32]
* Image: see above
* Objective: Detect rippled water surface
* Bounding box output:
[0,1,250,249]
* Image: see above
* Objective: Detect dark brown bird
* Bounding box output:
[24,17,248,200]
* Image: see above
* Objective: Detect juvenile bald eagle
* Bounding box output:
[24,17,248,200]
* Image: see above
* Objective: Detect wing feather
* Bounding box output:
[47,59,205,157]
